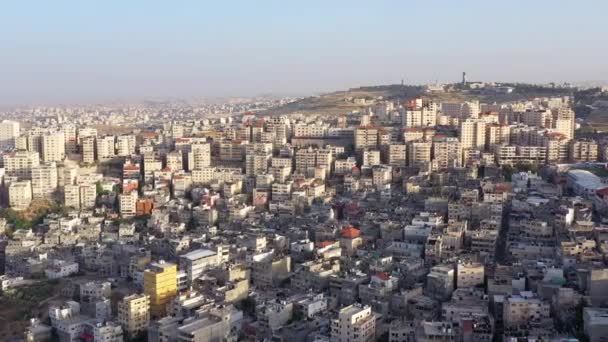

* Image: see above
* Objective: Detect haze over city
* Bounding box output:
[3,2,608,342]
[1,0,607,105]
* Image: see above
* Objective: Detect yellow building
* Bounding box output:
[144,261,177,317]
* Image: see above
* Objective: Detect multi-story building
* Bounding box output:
[408,140,432,168]
[460,119,486,151]
[0,120,20,149]
[31,162,58,199]
[188,142,211,170]
[372,165,392,189]
[165,150,183,171]
[583,307,608,342]
[118,294,150,339]
[293,122,329,137]
[81,136,96,164]
[295,147,332,176]
[543,133,569,163]
[119,191,138,218]
[245,153,270,177]
[116,135,136,156]
[485,123,510,151]
[64,184,81,208]
[502,292,550,328]
[96,135,116,161]
[569,139,598,163]
[79,184,97,209]
[388,144,407,167]
[144,261,178,318]
[362,149,381,167]
[355,126,379,150]
[401,99,438,127]
[553,107,575,140]
[331,304,376,342]
[41,132,65,162]
[179,249,219,284]
[9,180,32,210]
[3,150,40,179]
[432,136,461,170]
[456,262,484,288]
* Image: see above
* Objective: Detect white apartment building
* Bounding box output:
[64,184,81,208]
[0,120,20,149]
[81,136,96,164]
[408,140,432,167]
[460,119,486,151]
[388,144,407,167]
[293,122,329,137]
[96,135,116,161]
[119,191,138,218]
[116,135,136,156]
[3,150,40,179]
[118,294,150,338]
[355,127,379,150]
[372,165,392,188]
[432,137,461,169]
[362,150,381,167]
[41,132,66,162]
[179,249,219,284]
[9,180,32,210]
[335,157,357,175]
[331,304,376,342]
[31,162,58,199]
[187,143,211,170]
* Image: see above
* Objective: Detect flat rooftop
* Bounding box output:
[181,249,216,260]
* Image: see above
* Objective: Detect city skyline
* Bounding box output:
[1,0,607,105]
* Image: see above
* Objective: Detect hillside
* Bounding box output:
[260,83,576,117]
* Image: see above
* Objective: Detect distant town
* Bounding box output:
[3,80,608,342]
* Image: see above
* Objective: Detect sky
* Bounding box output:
[1,0,607,105]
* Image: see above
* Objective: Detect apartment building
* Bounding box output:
[31,162,58,199]
[331,304,376,342]
[460,119,486,151]
[81,136,96,164]
[41,132,66,162]
[408,140,432,168]
[118,294,150,338]
[144,261,178,317]
[9,180,32,210]
[96,135,116,161]
[0,120,20,149]
[355,126,379,150]
[4,150,40,179]
[179,249,219,284]
[187,142,211,170]
[569,139,598,163]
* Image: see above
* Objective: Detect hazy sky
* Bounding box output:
[1,0,606,105]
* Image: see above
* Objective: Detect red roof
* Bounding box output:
[375,272,390,281]
[597,187,608,197]
[124,165,139,171]
[316,241,334,248]
[341,225,361,239]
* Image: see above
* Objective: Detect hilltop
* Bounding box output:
[260,83,577,117]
